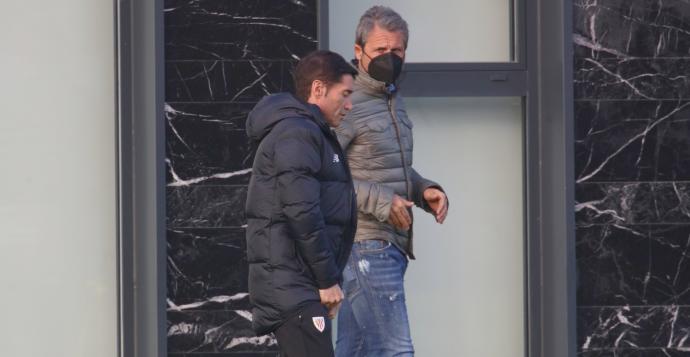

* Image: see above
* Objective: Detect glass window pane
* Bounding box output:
[329,0,513,63]
[1,1,118,356]
[404,97,525,356]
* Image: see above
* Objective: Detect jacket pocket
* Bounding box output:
[355,239,392,254]
[364,118,391,133]
[341,263,360,298]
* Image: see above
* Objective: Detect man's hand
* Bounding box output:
[388,194,414,230]
[424,188,448,224]
[319,284,343,308]
[327,301,341,319]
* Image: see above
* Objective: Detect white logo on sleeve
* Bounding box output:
[333,154,340,163]
[312,316,326,332]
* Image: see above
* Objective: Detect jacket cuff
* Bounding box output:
[312,247,340,289]
[316,276,339,289]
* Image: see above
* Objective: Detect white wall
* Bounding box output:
[0,2,117,356]
[329,0,512,62]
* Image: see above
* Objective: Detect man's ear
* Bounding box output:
[354,44,363,63]
[308,79,325,104]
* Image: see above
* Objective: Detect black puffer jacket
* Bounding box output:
[245,93,356,335]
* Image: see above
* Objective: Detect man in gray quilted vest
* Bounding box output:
[334,6,449,357]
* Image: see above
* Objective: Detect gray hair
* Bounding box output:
[355,6,409,49]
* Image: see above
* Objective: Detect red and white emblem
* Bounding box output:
[312,316,326,333]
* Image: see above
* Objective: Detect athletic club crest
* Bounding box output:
[312,316,326,333]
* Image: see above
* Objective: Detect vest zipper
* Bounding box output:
[387,94,414,256]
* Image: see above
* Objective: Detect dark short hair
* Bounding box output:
[293,50,357,102]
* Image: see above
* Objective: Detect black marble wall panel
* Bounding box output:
[575,0,690,355]
[164,1,318,355]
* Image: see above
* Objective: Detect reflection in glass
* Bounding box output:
[329,0,513,63]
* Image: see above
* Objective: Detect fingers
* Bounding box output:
[436,205,448,224]
[436,195,445,214]
[392,196,414,210]
[392,195,414,208]
[319,285,344,306]
[388,212,409,230]
[424,190,442,213]
[331,286,344,305]
[389,195,413,230]
[388,215,403,229]
[435,196,448,223]
[398,207,412,226]
[392,209,411,230]
[425,190,448,224]
[328,301,341,319]
[436,195,448,218]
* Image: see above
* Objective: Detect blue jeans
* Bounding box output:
[335,239,414,357]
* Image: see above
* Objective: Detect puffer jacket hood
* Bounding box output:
[246,93,322,143]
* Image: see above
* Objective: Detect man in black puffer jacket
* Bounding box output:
[245,50,357,356]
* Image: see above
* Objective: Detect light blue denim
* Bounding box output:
[335,239,414,357]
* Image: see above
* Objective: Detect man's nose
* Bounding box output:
[344,98,353,111]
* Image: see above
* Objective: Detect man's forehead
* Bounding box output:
[365,25,404,45]
[329,74,354,89]
[339,74,354,87]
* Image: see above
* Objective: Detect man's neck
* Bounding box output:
[355,65,395,95]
